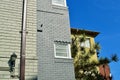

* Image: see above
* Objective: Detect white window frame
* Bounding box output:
[54,43,71,58]
[80,38,91,48]
[52,0,67,7]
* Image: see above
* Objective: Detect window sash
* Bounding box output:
[54,43,71,58]
[80,39,90,48]
[52,0,66,6]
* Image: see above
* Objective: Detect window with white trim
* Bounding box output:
[52,0,66,7]
[54,42,71,58]
[80,38,90,48]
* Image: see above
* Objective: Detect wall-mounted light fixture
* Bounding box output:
[8,52,17,77]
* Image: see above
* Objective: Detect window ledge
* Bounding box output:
[54,58,73,63]
[52,5,68,10]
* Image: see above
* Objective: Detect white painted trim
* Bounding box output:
[52,0,67,7]
[54,44,57,57]
[68,44,71,58]
[62,0,67,7]
[54,43,71,59]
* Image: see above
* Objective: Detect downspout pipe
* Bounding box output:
[20,0,27,80]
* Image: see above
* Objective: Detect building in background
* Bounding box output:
[71,28,99,62]
[71,28,100,79]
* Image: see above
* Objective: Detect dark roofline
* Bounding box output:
[71,28,100,37]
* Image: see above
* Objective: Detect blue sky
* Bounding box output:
[67,0,120,80]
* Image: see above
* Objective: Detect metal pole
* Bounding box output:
[20,0,27,80]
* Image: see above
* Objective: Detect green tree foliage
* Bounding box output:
[71,33,119,80]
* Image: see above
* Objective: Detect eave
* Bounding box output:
[71,28,100,37]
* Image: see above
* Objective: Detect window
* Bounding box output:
[52,0,66,7]
[80,38,90,48]
[54,42,71,58]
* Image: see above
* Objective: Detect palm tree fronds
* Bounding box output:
[99,57,110,64]
[111,54,119,62]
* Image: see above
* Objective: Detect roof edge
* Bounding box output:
[71,28,100,37]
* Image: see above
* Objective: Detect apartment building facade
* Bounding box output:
[71,28,99,62]
[37,0,75,80]
[0,0,75,80]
